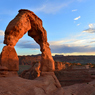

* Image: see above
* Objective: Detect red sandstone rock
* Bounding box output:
[55,69,94,87]
[19,55,41,65]
[20,61,41,79]
[0,66,8,71]
[20,61,66,80]
[0,46,19,71]
[77,63,81,65]
[4,9,44,46]
[63,80,95,95]
[0,72,63,95]
[0,72,95,95]
[3,9,55,72]
[0,9,61,94]
[55,62,66,71]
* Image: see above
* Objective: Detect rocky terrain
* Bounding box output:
[62,80,95,95]
[19,61,95,87]
[0,64,95,95]
[0,73,63,95]
[0,74,95,95]
[0,9,95,95]
[18,54,95,65]
[53,55,95,64]
[55,68,95,86]
[18,55,41,65]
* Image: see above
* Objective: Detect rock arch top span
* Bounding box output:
[0,9,55,76]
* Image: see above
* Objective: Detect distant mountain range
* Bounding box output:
[18,54,95,65]
[0,54,95,65]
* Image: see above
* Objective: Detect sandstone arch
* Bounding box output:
[0,9,55,75]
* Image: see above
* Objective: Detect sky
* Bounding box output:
[0,0,95,56]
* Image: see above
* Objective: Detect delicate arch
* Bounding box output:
[2,9,55,72]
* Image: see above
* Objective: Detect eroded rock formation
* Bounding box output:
[20,61,41,80]
[0,9,55,75]
[0,9,63,95]
[1,46,19,71]
[0,46,19,76]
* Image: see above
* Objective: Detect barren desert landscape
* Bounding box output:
[0,0,95,95]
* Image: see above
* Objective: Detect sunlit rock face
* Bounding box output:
[0,10,63,95]
[0,46,19,71]
[4,9,44,46]
[0,9,55,76]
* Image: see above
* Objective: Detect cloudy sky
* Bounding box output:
[0,0,95,56]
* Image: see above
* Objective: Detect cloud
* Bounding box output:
[32,1,72,14]
[72,9,77,12]
[74,16,81,20]
[49,31,95,53]
[83,23,95,33]
[83,29,95,33]
[90,41,95,44]
[11,38,95,54]
[89,24,95,28]
[77,23,80,26]
[0,30,4,36]
[15,30,95,54]
[49,40,71,45]
[49,37,95,53]
[16,40,40,49]
[50,44,95,53]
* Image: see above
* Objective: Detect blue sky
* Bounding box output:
[0,0,95,56]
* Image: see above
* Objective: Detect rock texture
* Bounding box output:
[55,62,66,71]
[19,55,41,65]
[63,80,95,95]
[3,9,55,72]
[0,73,95,95]
[0,72,63,95]
[20,62,95,87]
[55,68,95,87]
[19,61,73,80]
[0,46,19,71]
[20,61,41,79]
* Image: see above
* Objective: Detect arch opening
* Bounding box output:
[0,9,55,76]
